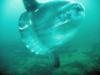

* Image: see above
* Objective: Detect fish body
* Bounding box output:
[19,1,85,55]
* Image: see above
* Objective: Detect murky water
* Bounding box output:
[0,0,100,75]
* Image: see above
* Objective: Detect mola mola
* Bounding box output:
[19,0,85,55]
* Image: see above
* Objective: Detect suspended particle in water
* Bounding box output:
[19,0,85,55]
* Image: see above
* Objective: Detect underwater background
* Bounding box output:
[0,0,100,75]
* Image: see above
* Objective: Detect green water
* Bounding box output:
[0,0,100,75]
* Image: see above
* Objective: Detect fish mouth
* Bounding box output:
[68,2,85,18]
